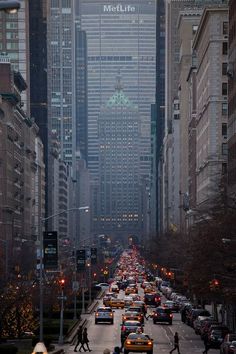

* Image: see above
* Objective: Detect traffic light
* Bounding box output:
[91,247,97,264]
[59,278,65,290]
[209,278,220,291]
[76,249,86,271]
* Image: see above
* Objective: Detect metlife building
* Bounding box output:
[78,0,156,179]
[78,0,156,235]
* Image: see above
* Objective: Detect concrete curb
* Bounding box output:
[85,300,99,314]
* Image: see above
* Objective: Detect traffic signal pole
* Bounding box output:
[58,279,65,345]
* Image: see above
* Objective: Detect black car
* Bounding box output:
[186,308,211,327]
[144,293,161,307]
[152,307,173,325]
[207,326,230,349]
[120,320,143,346]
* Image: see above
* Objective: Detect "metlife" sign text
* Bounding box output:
[103,4,136,13]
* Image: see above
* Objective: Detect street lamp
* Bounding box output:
[0,0,21,13]
[39,206,89,343]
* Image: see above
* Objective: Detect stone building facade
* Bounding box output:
[0,60,45,279]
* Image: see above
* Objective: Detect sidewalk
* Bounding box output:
[51,292,102,354]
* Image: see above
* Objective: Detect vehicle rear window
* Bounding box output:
[98,309,112,313]
[156,308,171,313]
[124,321,140,326]
[128,333,150,340]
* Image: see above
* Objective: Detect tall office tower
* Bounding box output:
[47,0,76,167]
[79,0,156,235]
[98,77,141,238]
[228,0,236,197]
[75,28,88,163]
[29,0,49,214]
[47,0,88,164]
[152,0,165,234]
[0,0,30,113]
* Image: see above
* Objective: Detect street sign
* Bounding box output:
[91,247,97,264]
[72,281,79,291]
[43,231,58,269]
[76,249,86,270]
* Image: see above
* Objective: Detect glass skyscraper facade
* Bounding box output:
[98,77,142,235]
[79,0,156,180]
[79,0,156,235]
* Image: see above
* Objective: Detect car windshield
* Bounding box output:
[212,329,222,334]
[98,309,112,313]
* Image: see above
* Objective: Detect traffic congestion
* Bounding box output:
[68,248,233,354]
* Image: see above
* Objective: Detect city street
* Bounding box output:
[59,289,219,354]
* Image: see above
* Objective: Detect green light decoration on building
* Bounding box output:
[106,72,137,109]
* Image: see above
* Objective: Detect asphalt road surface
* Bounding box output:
[61,288,219,354]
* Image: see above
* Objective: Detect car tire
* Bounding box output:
[124,350,129,354]
[95,320,98,324]
[153,320,156,324]
[147,351,153,354]
[111,320,114,325]
[169,321,172,325]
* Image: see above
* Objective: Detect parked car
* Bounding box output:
[186,308,211,327]
[193,316,213,335]
[96,283,110,290]
[163,300,179,313]
[180,303,192,323]
[207,326,230,349]
[220,333,236,354]
[200,320,220,339]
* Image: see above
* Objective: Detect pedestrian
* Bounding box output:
[79,327,92,352]
[113,346,120,354]
[203,334,210,354]
[143,304,148,320]
[170,332,180,354]
[74,325,83,352]
[103,349,111,354]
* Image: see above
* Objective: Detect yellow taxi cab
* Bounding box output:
[144,286,156,294]
[125,287,135,295]
[109,298,125,309]
[124,332,153,354]
[122,311,143,323]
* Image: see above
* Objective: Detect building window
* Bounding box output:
[222,123,227,137]
[222,143,228,155]
[222,63,227,75]
[6,22,17,29]
[222,42,228,55]
[7,42,18,50]
[222,83,228,96]
[222,102,228,115]
[223,22,228,36]
[222,163,227,175]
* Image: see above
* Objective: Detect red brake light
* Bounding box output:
[148,341,152,345]
[170,314,173,318]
